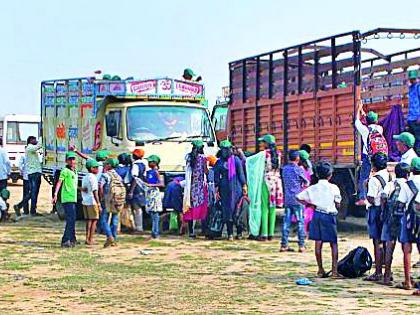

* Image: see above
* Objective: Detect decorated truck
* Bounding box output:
[0,114,41,182]
[225,28,420,216]
[41,76,217,196]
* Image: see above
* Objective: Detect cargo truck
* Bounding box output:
[41,77,217,216]
[226,28,420,216]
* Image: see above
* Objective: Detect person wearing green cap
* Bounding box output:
[53,151,78,248]
[355,100,386,206]
[182,68,202,82]
[183,140,208,238]
[145,155,164,239]
[72,146,109,180]
[395,157,420,289]
[81,159,101,245]
[214,141,247,240]
[0,188,9,221]
[393,132,418,165]
[407,69,420,155]
[298,150,314,236]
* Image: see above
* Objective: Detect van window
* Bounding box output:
[6,122,40,145]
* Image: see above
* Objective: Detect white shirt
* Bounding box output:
[0,147,11,180]
[81,173,98,206]
[354,120,383,155]
[296,180,342,215]
[367,169,391,206]
[0,196,6,211]
[131,160,145,178]
[398,174,420,209]
[400,148,418,166]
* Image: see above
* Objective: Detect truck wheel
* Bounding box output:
[56,201,66,221]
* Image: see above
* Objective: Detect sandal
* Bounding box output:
[395,282,413,290]
[413,290,420,296]
[412,261,420,268]
[280,246,295,252]
[317,271,330,278]
[363,273,383,282]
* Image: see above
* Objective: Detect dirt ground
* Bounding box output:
[0,180,419,315]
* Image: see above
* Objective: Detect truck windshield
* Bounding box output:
[127,106,214,142]
[6,122,39,145]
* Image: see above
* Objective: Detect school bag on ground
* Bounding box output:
[366,127,388,157]
[206,201,223,238]
[108,171,126,213]
[233,196,250,232]
[337,246,372,278]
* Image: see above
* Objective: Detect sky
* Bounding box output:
[1,0,420,115]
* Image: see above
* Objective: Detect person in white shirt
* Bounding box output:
[397,157,420,290]
[14,155,31,216]
[393,132,418,166]
[297,161,341,278]
[365,153,390,282]
[0,138,11,192]
[380,163,410,285]
[81,159,101,245]
[355,101,384,206]
[0,189,9,221]
[129,149,147,232]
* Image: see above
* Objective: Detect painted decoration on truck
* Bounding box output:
[81,104,95,154]
[56,105,67,152]
[128,80,157,95]
[68,105,79,148]
[44,105,56,151]
[173,80,203,96]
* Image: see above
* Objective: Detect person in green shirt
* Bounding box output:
[53,151,78,248]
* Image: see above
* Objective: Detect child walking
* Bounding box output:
[145,155,164,239]
[81,159,101,245]
[101,158,126,247]
[365,153,390,282]
[297,161,341,278]
[53,151,78,248]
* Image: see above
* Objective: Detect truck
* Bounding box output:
[0,114,41,182]
[225,28,420,217]
[211,87,230,142]
[41,76,218,215]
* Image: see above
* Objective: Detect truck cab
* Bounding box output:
[0,114,41,182]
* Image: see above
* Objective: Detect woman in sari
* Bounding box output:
[214,140,247,241]
[183,140,208,238]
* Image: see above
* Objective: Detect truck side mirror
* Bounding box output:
[105,111,121,138]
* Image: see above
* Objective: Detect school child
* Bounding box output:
[0,189,10,221]
[365,152,390,281]
[297,161,341,278]
[81,159,101,245]
[129,149,147,232]
[145,155,164,239]
[53,151,78,248]
[101,158,126,247]
[397,157,420,290]
[380,163,411,285]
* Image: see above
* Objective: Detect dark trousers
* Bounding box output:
[0,179,7,192]
[408,121,420,155]
[61,202,76,244]
[19,180,31,214]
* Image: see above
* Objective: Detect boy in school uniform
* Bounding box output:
[145,155,164,239]
[296,161,341,278]
[365,152,391,281]
[380,162,411,285]
[53,151,78,248]
[397,157,420,290]
[81,159,101,245]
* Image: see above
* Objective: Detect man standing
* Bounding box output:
[23,136,43,216]
[407,70,420,155]
[0,138,11,192]
[393,132,418,165]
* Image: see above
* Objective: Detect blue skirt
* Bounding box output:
[309,211,337,244]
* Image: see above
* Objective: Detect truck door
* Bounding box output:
[211,104,228,142]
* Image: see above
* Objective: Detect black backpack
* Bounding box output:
[206,201,224,238]
[233,196,250,232]
[337,247,372,278]
[406,180,420,235]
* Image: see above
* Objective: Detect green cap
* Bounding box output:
[183,68,196,78]
[219,140,232,148]
[408,70,418,80]
[96,150,110,161]
[299,150,310,161]
[66,151,76,160]
[111,75,121,81]
[104,158,119,168]
[192,139,204,148]
[146,155,161,164]
[86,159,100,169]
[258,134,276,144]
[366,111,378,123]
[411,157,420,171]
[393,132,415,148]
[102,74,112,80]
[0,189,10,200]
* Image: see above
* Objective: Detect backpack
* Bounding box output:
[233,196,249,232]
[337,247,372,278]
[366,126,388,157]
[206,201,223,238]
[108,171,126,213]
[406,180,419,234]
[387,181,403,217]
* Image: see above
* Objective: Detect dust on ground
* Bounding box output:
[0,180,419,314]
